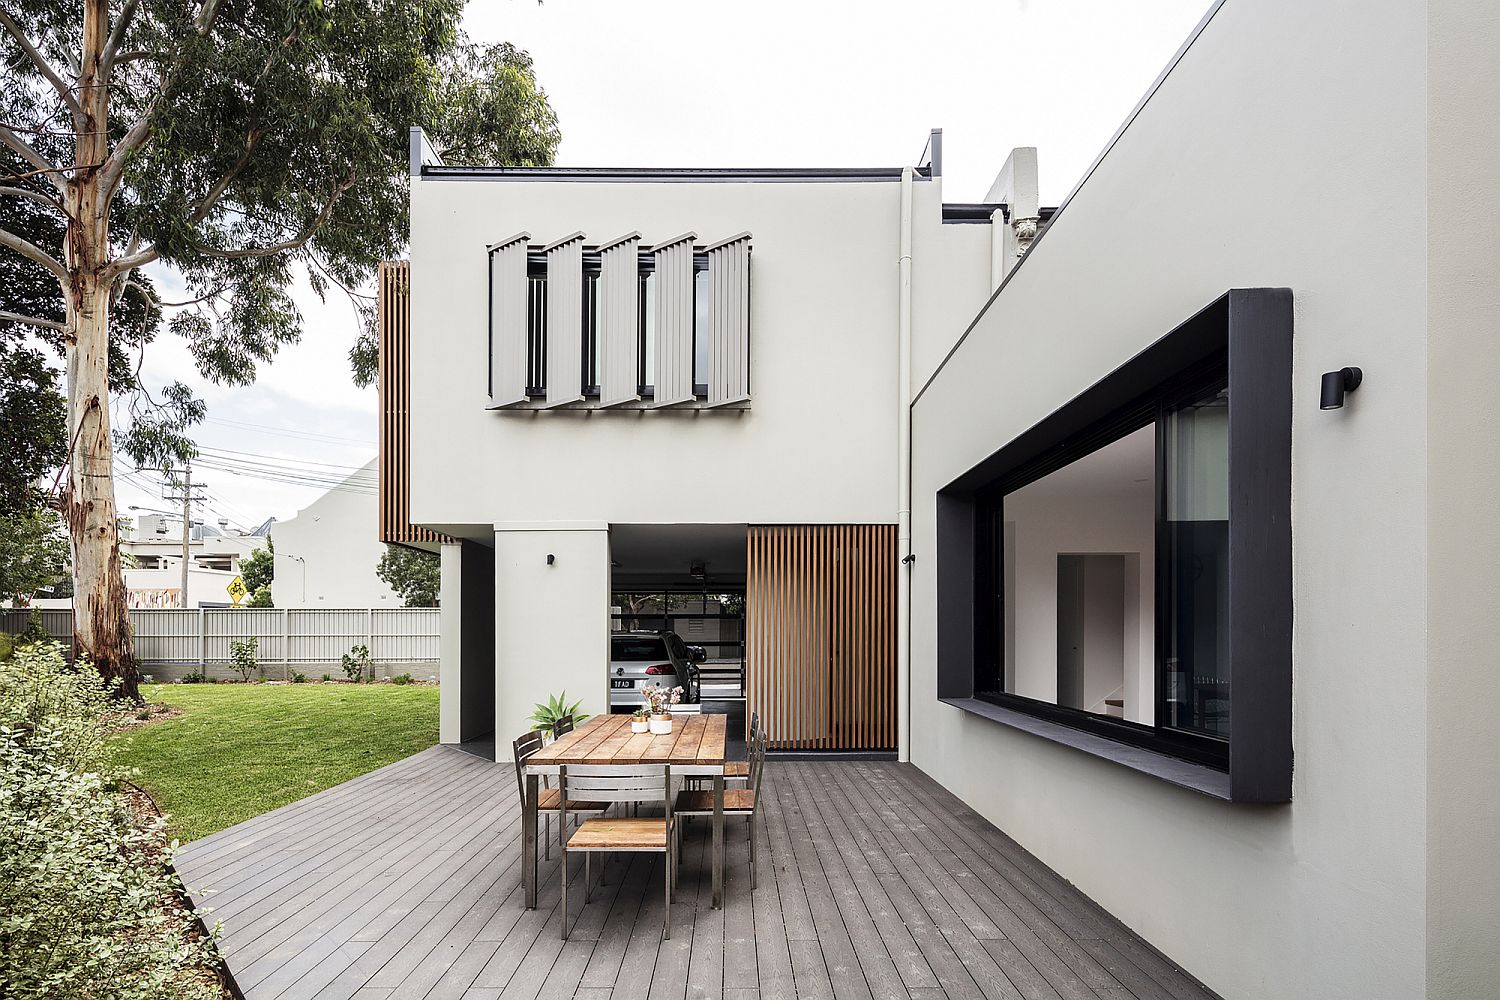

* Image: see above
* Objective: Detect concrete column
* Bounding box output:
[493,522,611,748]
[438,541,464,744]
[986,147,1040,289]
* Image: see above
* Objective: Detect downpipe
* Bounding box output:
[897,167,913,764]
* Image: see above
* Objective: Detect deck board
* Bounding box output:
[178,745,1220,1000]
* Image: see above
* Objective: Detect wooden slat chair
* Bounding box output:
[559,764,678,940]
[688,710,759,791]
[673,729,767,887]
[551,715,575,739]
[511,731,606,861]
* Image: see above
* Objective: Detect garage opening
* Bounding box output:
[609,524,748,721]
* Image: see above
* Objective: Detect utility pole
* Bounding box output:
[161,460,207,609]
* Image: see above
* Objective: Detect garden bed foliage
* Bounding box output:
[0,641,225,999]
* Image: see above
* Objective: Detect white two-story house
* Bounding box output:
[382,1,1499,996]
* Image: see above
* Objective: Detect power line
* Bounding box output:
[203,415,376,446]
[191,457,378,495]
[196,444,376,475]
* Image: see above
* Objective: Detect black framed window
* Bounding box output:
[972,358,1229,769]
[935,289,1292,802]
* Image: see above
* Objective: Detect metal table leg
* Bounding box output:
[713,773,724,909]
[524,772,539,909]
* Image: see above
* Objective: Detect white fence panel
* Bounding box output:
[6,608,440,673]
[372,609,441,663]
[130,609,201,663]
[203,608,287,663]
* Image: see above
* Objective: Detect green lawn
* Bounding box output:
[113,684,439,843]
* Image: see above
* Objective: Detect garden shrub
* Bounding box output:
[0,632,13,662]
[291,672,307,684]
[390,673,413,686]
[0,642,221,999]
[340,644,371,683]
[229,637,259,683]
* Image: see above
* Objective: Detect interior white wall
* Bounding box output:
[1425,0,1500,994]
[1003,430,1155,723]
[908,1,1429,997]
[492,524,610,751]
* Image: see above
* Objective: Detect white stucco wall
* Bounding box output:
[909,1,1434,998]
[270,461,401,608]
[492,524,611,744]
[407,171,992,536]
[1425,1,1500,995]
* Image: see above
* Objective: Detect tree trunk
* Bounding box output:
[62,0,140,702]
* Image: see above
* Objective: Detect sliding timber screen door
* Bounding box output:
[746,525,897,750]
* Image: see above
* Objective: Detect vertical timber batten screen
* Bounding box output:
[378,261,445,546]
[747,524,897,751]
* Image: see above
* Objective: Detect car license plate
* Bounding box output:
[611,679,634,689]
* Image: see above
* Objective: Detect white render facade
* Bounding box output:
[271,460,401,608]
[399,1,1499,997]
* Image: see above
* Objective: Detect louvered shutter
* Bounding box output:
[597,232,642,407]
[544,232,585,407]
[487,232,530,407]
[705,232,752,405]
[651,232,697,407]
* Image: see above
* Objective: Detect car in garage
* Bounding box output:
[608,630,703,710]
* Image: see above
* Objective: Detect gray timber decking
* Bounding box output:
[175,745,1220,1000]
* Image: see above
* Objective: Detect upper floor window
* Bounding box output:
[488,231,750,410]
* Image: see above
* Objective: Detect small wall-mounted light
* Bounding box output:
[1320,367,1363,410]
[546,553,555,566]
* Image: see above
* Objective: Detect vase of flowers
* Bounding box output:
[642,683,683,734]
[630,708,650,734]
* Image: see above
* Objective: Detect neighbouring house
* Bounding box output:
[119,513,271,608]
[271,459,402,608]
[380,1,1499,997]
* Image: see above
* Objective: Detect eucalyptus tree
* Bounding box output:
[0,1,559,699]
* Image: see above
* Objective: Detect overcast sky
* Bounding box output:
[118,0,1210,532]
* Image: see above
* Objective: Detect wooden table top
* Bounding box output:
[526,712,727,767]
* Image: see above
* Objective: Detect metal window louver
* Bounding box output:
[487,232,530,407]
[705,232,752,406]
[544,232,586,407]
[597,232,642,407]
[651,232,698,407]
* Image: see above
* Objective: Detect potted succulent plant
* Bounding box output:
[630,708,650,734]
[642,683,683,734]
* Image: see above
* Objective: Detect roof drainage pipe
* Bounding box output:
[897,166,913,763]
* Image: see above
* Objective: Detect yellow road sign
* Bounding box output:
[227,575,248,605]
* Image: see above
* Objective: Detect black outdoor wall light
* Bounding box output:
[1320,367,1362,409]
[546,553,555,566]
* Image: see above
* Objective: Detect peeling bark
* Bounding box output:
[62,0,140,703]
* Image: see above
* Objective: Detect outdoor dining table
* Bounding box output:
[521,712,730,909]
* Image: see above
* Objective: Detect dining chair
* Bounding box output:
[558,764,678,940]
[689,710,759,791]
[673,728,766,887]
[552,715,575,739]
[511,731,606,861]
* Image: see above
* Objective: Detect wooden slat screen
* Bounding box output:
[747,524,898,751]
[378,260,447,547]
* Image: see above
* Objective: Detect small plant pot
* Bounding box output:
[648,714,673,735]
[630,719,650,734]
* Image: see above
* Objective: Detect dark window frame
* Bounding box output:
[935,289,1292,803]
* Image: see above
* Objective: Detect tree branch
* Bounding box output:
[0,11,82,115]
[179,175,355,263]
[0,185,64,211]
[0,310,65,330]
[0,224,68,283]
[101,0,142,68]
[188,129,264,225]
[0,122,67,194]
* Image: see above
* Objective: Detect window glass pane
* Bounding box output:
[693,267,710,392]
[641,271,655,392]
[988,424,1157,725]
[1162,385,1231,737]
[611,636,668,661]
